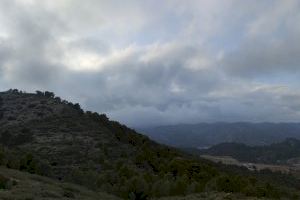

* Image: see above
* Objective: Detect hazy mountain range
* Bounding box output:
[140,122,300,148]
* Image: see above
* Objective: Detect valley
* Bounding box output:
[200,155,300,176]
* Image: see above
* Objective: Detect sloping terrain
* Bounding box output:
[0,167,270,200]
[0,166,119,200]
[0,89,299,199]
[154,193,264,200]
[0,90,153,180]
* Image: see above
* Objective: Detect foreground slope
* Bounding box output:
[0,89,299,199]
[0,167,119,200]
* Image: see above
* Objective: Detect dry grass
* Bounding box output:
[0,167,120,200]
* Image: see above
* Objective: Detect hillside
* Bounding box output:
[0,89,300,199]
[0,166,277,200]
[191,138,300,165]
[139,123,300,148]
[0,167,270,200]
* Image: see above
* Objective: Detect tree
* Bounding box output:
[54,96,61,102]
[44,91,55,98]
[35,90,43,96]
[72,103,83,114]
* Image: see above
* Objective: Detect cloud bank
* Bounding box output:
[0,0,300,127]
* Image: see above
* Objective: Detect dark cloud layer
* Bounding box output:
[0,0,300,127]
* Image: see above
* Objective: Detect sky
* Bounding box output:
[0,0,300,127]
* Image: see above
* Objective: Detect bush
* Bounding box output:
[44,91,55,98]
[20,154,38,174]
[0,175,10,189]
[36,90,44,96]
[215,175,247,193]
[0,131,12,146]
[28,103,37,108]
[7,116,16,121]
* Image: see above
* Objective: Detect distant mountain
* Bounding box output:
[139,122,300,148]
[0,89,299,199]
[193,138,300,165]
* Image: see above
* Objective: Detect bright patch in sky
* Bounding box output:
[63,50,105,71]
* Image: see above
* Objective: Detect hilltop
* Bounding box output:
[0,89,299,199]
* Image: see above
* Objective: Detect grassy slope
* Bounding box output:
[0,167,120,200]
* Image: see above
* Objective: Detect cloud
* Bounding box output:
[0,0,300,127]
[222,0,300,78]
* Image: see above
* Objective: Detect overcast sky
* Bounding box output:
[0,0,300,127]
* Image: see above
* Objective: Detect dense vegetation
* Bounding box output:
[191,138,300,164]
[140,122,300,148]
[0,89,300,199]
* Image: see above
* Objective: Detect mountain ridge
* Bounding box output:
[140,122,300,148]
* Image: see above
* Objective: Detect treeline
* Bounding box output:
[3,89,84,114]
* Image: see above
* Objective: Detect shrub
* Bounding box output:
[215,175,245,193]
[0,131,12,146]
[44,91,55,98]
[0,175,10,189]
[20,154,38,174]
[36,90,44,96]
[28,103,37,108]
[7,116,16,121]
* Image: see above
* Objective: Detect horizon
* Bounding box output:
[4,88,300,128]
[1,1,300,127]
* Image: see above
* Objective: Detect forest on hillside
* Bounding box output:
[0,90,300,199]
